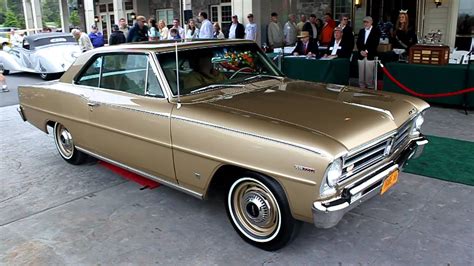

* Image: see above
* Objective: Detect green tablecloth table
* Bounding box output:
[383,62,474,107]
[266,54,350,85]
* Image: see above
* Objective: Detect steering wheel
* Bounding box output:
[229,67,254,80]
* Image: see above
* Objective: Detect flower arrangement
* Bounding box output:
[222,50,255,71]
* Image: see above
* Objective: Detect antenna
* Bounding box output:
[175,41,181,109]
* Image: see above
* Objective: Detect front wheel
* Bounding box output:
[226,172,300,251]
[53,123,87,165]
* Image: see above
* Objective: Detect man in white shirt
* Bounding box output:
[322,27,351,58]
[168,18,185,40]
[245,13,257,41]
[283,14,298,46]
[198,12,213,39]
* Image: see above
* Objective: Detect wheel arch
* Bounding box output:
[205,164,295,214]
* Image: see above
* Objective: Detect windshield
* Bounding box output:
[157,43,283,96]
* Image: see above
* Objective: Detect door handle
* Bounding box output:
[87,102,100,107]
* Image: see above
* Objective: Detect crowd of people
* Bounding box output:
[69,11,259,53]
[4,9,418,90]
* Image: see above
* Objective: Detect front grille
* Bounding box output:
[392,120,413,152]
[339,117,416,183]
[340,136,392,182]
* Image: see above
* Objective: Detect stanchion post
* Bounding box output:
[463,51,472,115]
[374,56,379,91]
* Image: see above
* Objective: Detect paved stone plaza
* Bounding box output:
[1,104,473,264]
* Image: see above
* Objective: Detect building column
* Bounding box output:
[83,0,96,33]
[133,0,150,18]
[22,0,34,31]
[59,0,70,33]
[31,0,42,32]
[23,0,43,33]
[113,0,125,24]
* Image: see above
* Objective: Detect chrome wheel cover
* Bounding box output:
[54,124,74,159]
[228,177,281,242]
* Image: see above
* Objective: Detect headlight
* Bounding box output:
[411,114,425,135]
[326,159,343,187]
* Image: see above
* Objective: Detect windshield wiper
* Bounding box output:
[190,84,245,94]
[244,75,285,82]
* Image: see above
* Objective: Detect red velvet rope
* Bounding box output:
[381,65,474,98]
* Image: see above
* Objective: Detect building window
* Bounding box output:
[209,2,232,37]
[99,4,107,13]
[455,0,474,50]
[108,3,114,12]
[125,1,133,10]
[333,0,352,21]
[156,9,174,26]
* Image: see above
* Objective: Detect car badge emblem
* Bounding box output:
[294,165,315,173]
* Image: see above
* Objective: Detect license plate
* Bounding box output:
[381,170,399,195]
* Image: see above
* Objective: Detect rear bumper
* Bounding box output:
[312,136,428,229]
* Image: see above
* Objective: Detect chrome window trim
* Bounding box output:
[76,146,203,199]
[148,51,171,99]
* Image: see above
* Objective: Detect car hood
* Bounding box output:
[194,80,428,150]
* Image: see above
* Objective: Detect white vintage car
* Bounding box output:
[0,32,81,80]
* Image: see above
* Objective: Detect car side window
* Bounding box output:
[99,54,164,97]
[76,57,102,87]
[76,53,165,97]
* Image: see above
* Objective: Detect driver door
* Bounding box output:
[76,52,176,183]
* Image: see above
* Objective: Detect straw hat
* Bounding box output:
[297,31,310,38]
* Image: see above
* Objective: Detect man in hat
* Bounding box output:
[127,15,149,42]
[109,24,126,45]
[292,31,318,57]
[356,16,380,88]
[322,27,351,58]
[89,24,104,48]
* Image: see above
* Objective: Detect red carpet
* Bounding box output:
[99,161,160,189]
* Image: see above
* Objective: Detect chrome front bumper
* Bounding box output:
[312,136,428,229]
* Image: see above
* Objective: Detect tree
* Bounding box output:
[42,0,60,27]
[3,9,19,27]
[69,9,80,27]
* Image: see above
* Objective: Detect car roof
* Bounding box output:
[24,32,73,42]
[90,39,256,53]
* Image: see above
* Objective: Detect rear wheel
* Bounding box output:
[40,73,53,80]
[226,172,300,251]
[53,123,86,165]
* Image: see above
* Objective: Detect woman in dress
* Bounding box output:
[391,11,417,51]
[185,19,200,40]
[213,22,225,39]
[158,20,169,40]
[148,18,160,41]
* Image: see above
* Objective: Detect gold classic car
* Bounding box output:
[17,40,429,251]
